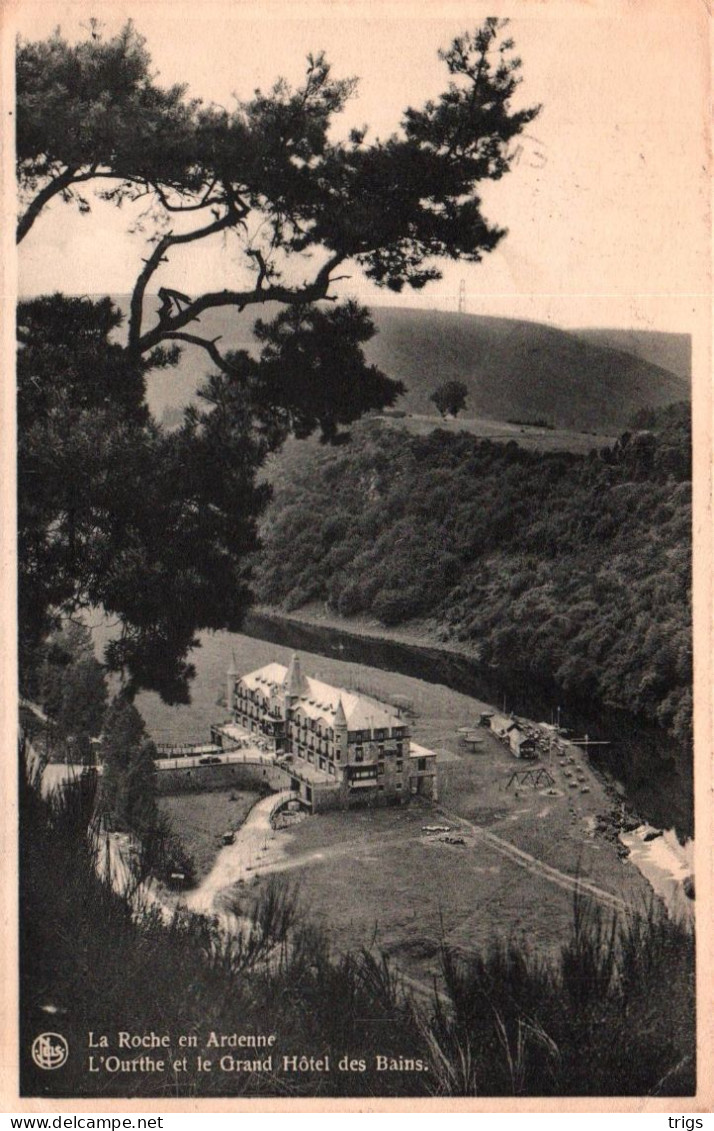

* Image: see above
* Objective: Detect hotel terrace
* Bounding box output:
[217,654,438,811]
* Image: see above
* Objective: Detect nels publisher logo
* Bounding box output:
[31,1033,69,1071]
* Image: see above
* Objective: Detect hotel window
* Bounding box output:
[355,747,363,763]
[396,760,403,772]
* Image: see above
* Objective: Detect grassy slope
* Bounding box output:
[158,789,262,879]
[573,328,691,383]
[105,297,688,433]
[255,410,692,766]
[360,308,688,429]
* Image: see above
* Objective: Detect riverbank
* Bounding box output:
[251,601,473,658]
[134,615,691,944]
[244,605,693,838]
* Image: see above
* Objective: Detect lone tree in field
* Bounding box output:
[17,294,401,700]
[17,19,540,700]
[430,379,469,418]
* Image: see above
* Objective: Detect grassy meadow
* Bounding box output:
[158,789,262,880]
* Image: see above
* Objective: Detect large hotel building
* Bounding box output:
[221,654,438,811]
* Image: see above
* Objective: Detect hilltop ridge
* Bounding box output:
[87,297,689,433]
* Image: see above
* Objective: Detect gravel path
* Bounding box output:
[180,790,293,916]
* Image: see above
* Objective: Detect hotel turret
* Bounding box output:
[222,654,438,811]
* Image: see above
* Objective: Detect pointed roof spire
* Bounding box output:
[227,649,238,676]
[333,697,347,728]
[284,653,304,697]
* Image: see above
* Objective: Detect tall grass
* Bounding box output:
[418,890,694,1096]
[20,752,694,1098]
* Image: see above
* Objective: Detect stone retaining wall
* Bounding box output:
[156,760,292,795]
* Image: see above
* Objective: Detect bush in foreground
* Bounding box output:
[420,893,694,1095]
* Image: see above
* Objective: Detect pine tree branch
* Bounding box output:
[136,252,346,356]
[160,331,236,375]
[17,166,78,243]
[127,198,250,355]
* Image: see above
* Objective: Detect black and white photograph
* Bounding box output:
[4,0,711,1109]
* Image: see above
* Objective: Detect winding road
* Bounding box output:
[180,790,293,917]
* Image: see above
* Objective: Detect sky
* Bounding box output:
[12,0,711,334]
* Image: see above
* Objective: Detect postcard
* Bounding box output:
[2,0,711,1113]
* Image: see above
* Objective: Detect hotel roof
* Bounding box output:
[239,659,402,732]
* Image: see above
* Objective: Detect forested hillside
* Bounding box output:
[256,404,692,744]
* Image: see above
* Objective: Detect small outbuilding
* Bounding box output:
[508,729,538,760]
[489,713,538,759]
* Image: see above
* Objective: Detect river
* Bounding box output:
[132,609,693,840]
